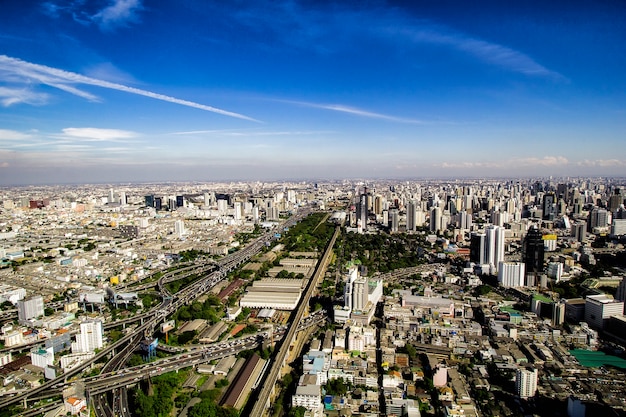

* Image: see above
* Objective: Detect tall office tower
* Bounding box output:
[287,190,296,204]
[17,295,44,325]
[176,195,184,207]
[506,198,516,215]
[174,220,185,237]
[557,183,569,201]
[217,198,228,215]
[572,196,583,215]
[486,225,505,270]
[233,202,242,220]
[542,192,556,221]
[390,209,399,232]
[358,193,369,231]
[415,208,426,229]
[352,278,369,312]
[344,268,358,311]
[430,206,441,233]
[498,262,525,287]
[144,194,155,208]
[373,195,384,216]
[252,206,259,224]
[204,192,215,207]
[609,188,622,212]
[516,368,538,399]
[154,197,162,210]
[458,210,472,230]
[470,232,487,265]
[72,320,103,353]
[523,226,545,286]
[571,221,587,242]
[406,201,417,231]
[119,191,126,206]
[587,207,609,232]
[108,188,115,204]
[168,198,177,211]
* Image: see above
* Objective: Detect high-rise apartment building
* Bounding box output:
[352,278,368,312]
[17,295,44,325]
[516,368,538,398]
[72,320,103,353]
[498,262,525,288]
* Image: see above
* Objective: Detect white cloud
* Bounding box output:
[61,127,138,141]
[513,156,569,166]
[93,0,143,31]
[0,55,259,122]
[435,156,569,170]
[0,129,32,140]
[577,159,626,167]
[284,99,423,123]
[0,87,49,106]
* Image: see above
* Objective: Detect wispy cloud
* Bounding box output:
[42,0,144,32]
[172,128,334,137]
[93,0,143,31]
[0,87,49,107]
[0,55,260,122]
[0,129,33,141]
[435,155,570,170]
[61,127,138,141]
[399,27,564,80]
[577,159,626,167]
[284,100,423,124]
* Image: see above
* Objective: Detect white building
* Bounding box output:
[0,285,26,304]
[292,384,322,413]
[174,220,185,237]
[585,294,624,329]
[17,295,44,325]
[72,320,103,353]
[498,262,525,288]
[486,225,506,272]
[516,367,538,398]
[31,346,54,369]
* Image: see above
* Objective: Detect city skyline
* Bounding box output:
[0,0,625,185]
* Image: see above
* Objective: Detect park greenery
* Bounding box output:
[336,231,426,275]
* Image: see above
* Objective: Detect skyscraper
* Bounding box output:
[72,320,103,353]
[516,368,538,399]
[406,201,417,231]
[523,226,544,286]
[358,193,369,231]
[352,278,368,312]
[486,225,505,271]
[498,262,525,288]
[390,209,399,232]
[542,192,556,221]
[430,206,441,233]
[470,232,487,265]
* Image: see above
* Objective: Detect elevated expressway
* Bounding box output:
[0,209,311,414]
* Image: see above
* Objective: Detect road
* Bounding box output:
[248,225,340,417]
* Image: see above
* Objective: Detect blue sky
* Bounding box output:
[0,0,625,185]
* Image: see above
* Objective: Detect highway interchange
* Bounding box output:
[1,208,314,416]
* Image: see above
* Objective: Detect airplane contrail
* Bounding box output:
[0,55,260,122]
